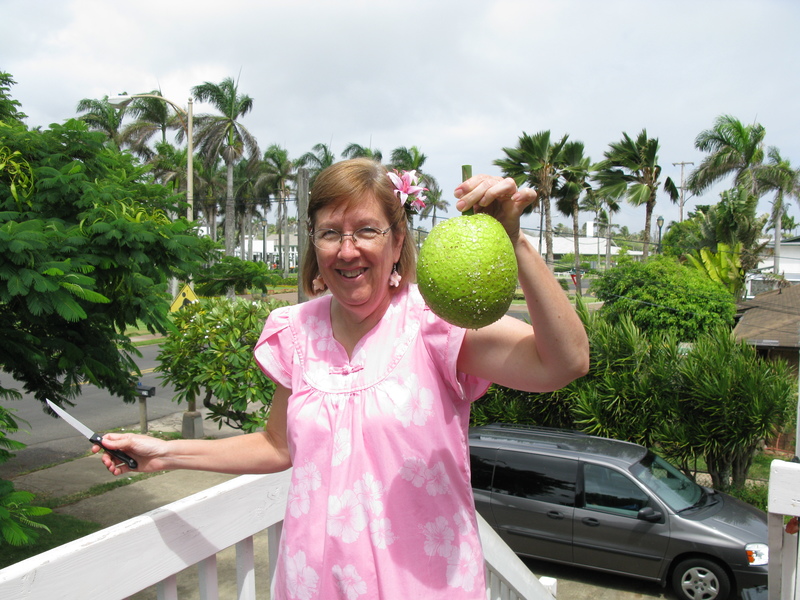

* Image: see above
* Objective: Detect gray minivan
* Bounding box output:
[469,424,768,600]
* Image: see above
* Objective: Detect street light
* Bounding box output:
[657,215,665,254]
[107,94,193,220]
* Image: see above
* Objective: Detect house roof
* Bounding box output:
[734,283,800,349]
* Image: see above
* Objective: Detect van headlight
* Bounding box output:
[746,543,769,566]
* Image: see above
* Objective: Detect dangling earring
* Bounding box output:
[389,264,402,288]
[312,274,327,293]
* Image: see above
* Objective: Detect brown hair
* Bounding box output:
[301,158,417,297]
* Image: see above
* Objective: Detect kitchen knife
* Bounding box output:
[46,399,138,469]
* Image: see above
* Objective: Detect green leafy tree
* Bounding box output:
[593,129,678,260]
[157,297,288,432]
[119,91,183,161]
[342,143,383,162]
[296,142,336,188]
[495,130,569,269]
[191,77,259,256]
[668,327,795,490]
[0,479,51,546]
[193,255,283,296]
[75,96,127,149]
[555,140,591,293]
[0,72,26,122]
[757,147,800,273]
[257,144,296,276]
[0,119,207,405]
[686,242,745,299]
[687,114,766,198]
[591,256,736,341]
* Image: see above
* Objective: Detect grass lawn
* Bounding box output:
[0,512,102,569]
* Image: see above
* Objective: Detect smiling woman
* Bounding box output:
[95,158,589,600]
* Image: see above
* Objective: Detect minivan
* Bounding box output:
[469,424,768,600]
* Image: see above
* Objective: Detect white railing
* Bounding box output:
[768,459,800,600]
[0,470,556,600]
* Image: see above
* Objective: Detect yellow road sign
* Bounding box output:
[170,284,199,312]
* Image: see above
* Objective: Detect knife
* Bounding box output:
[46,399,138,469]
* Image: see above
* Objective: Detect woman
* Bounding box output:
[97,158,589,599]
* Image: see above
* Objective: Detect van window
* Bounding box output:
[583,463,650,516]
[492,451,576,506]
[469,447,497,492]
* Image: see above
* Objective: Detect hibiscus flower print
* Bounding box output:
[288,485,310,519]
[332,564,367,600]
[387,374,434,428]
[399,457,428,488]
[446,541,481,592]
[369,517,397,549]
[288,462,321,517]
[424,461,451,496]
[354,472,385,515]
[423,516,455,558]
[454,507,475,535]
[285,549,319,600]
[304,314,337,352]
[327,490,368,543]
[331,428,352,467]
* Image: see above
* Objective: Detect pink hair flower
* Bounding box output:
[388,169,428,215]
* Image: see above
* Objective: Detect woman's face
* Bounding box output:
[313,193,404,320]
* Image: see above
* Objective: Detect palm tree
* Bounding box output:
[194,159,226,241]
[555,141,591,294]
[342,143,383,162]
[756,147,800,273]
[593,130,678,260]
[191,77,260,256]
[120,90,183,161]
[389,145,438,231]
[580,188,621,270]
[495,130,569,269]
[75,96,126,148]
[419,182,450,228]
[687,114,766,198]
[257,144,296,277]
[296,143,336,188]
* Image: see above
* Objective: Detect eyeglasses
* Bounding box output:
[311,226,392,250]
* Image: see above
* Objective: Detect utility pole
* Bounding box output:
[673,161,694,222]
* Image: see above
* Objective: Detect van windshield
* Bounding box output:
[630,453,704,512]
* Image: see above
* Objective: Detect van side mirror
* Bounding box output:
[637,507,662,522]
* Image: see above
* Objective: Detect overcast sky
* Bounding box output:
[3,0,798,235]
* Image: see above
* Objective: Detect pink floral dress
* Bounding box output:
[254,284,490,600]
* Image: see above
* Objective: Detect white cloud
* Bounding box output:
[3,0,798,233]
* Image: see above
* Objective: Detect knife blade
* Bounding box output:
[46,399,138,469]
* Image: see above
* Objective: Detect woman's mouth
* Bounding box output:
[339,268,366,279]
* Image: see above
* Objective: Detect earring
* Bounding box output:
[389,264,402,288]
[312,275,327,293]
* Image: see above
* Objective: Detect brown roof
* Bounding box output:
[734,284,800,349]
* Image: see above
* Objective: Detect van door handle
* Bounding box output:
[546,511,564,520]
[581,517,600,527]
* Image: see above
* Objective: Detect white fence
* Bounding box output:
[0,469,557,600]
[768,459,800,600]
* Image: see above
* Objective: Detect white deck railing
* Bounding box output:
[0,469,556,600]
[768,459,800,600]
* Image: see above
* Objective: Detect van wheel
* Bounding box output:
[671,558,731,600]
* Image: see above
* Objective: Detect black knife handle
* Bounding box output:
[90,434,138,470]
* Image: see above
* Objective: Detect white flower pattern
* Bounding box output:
[327,490,368,543]
[285,549,319,600]
[260,287,489,598]
[423,516,455,557]
[446,542,481,592]
[332,564,367,600]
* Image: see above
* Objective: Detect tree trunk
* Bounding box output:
[544,196,554,271]
[224,162,235,256]
[572,200,582,297]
